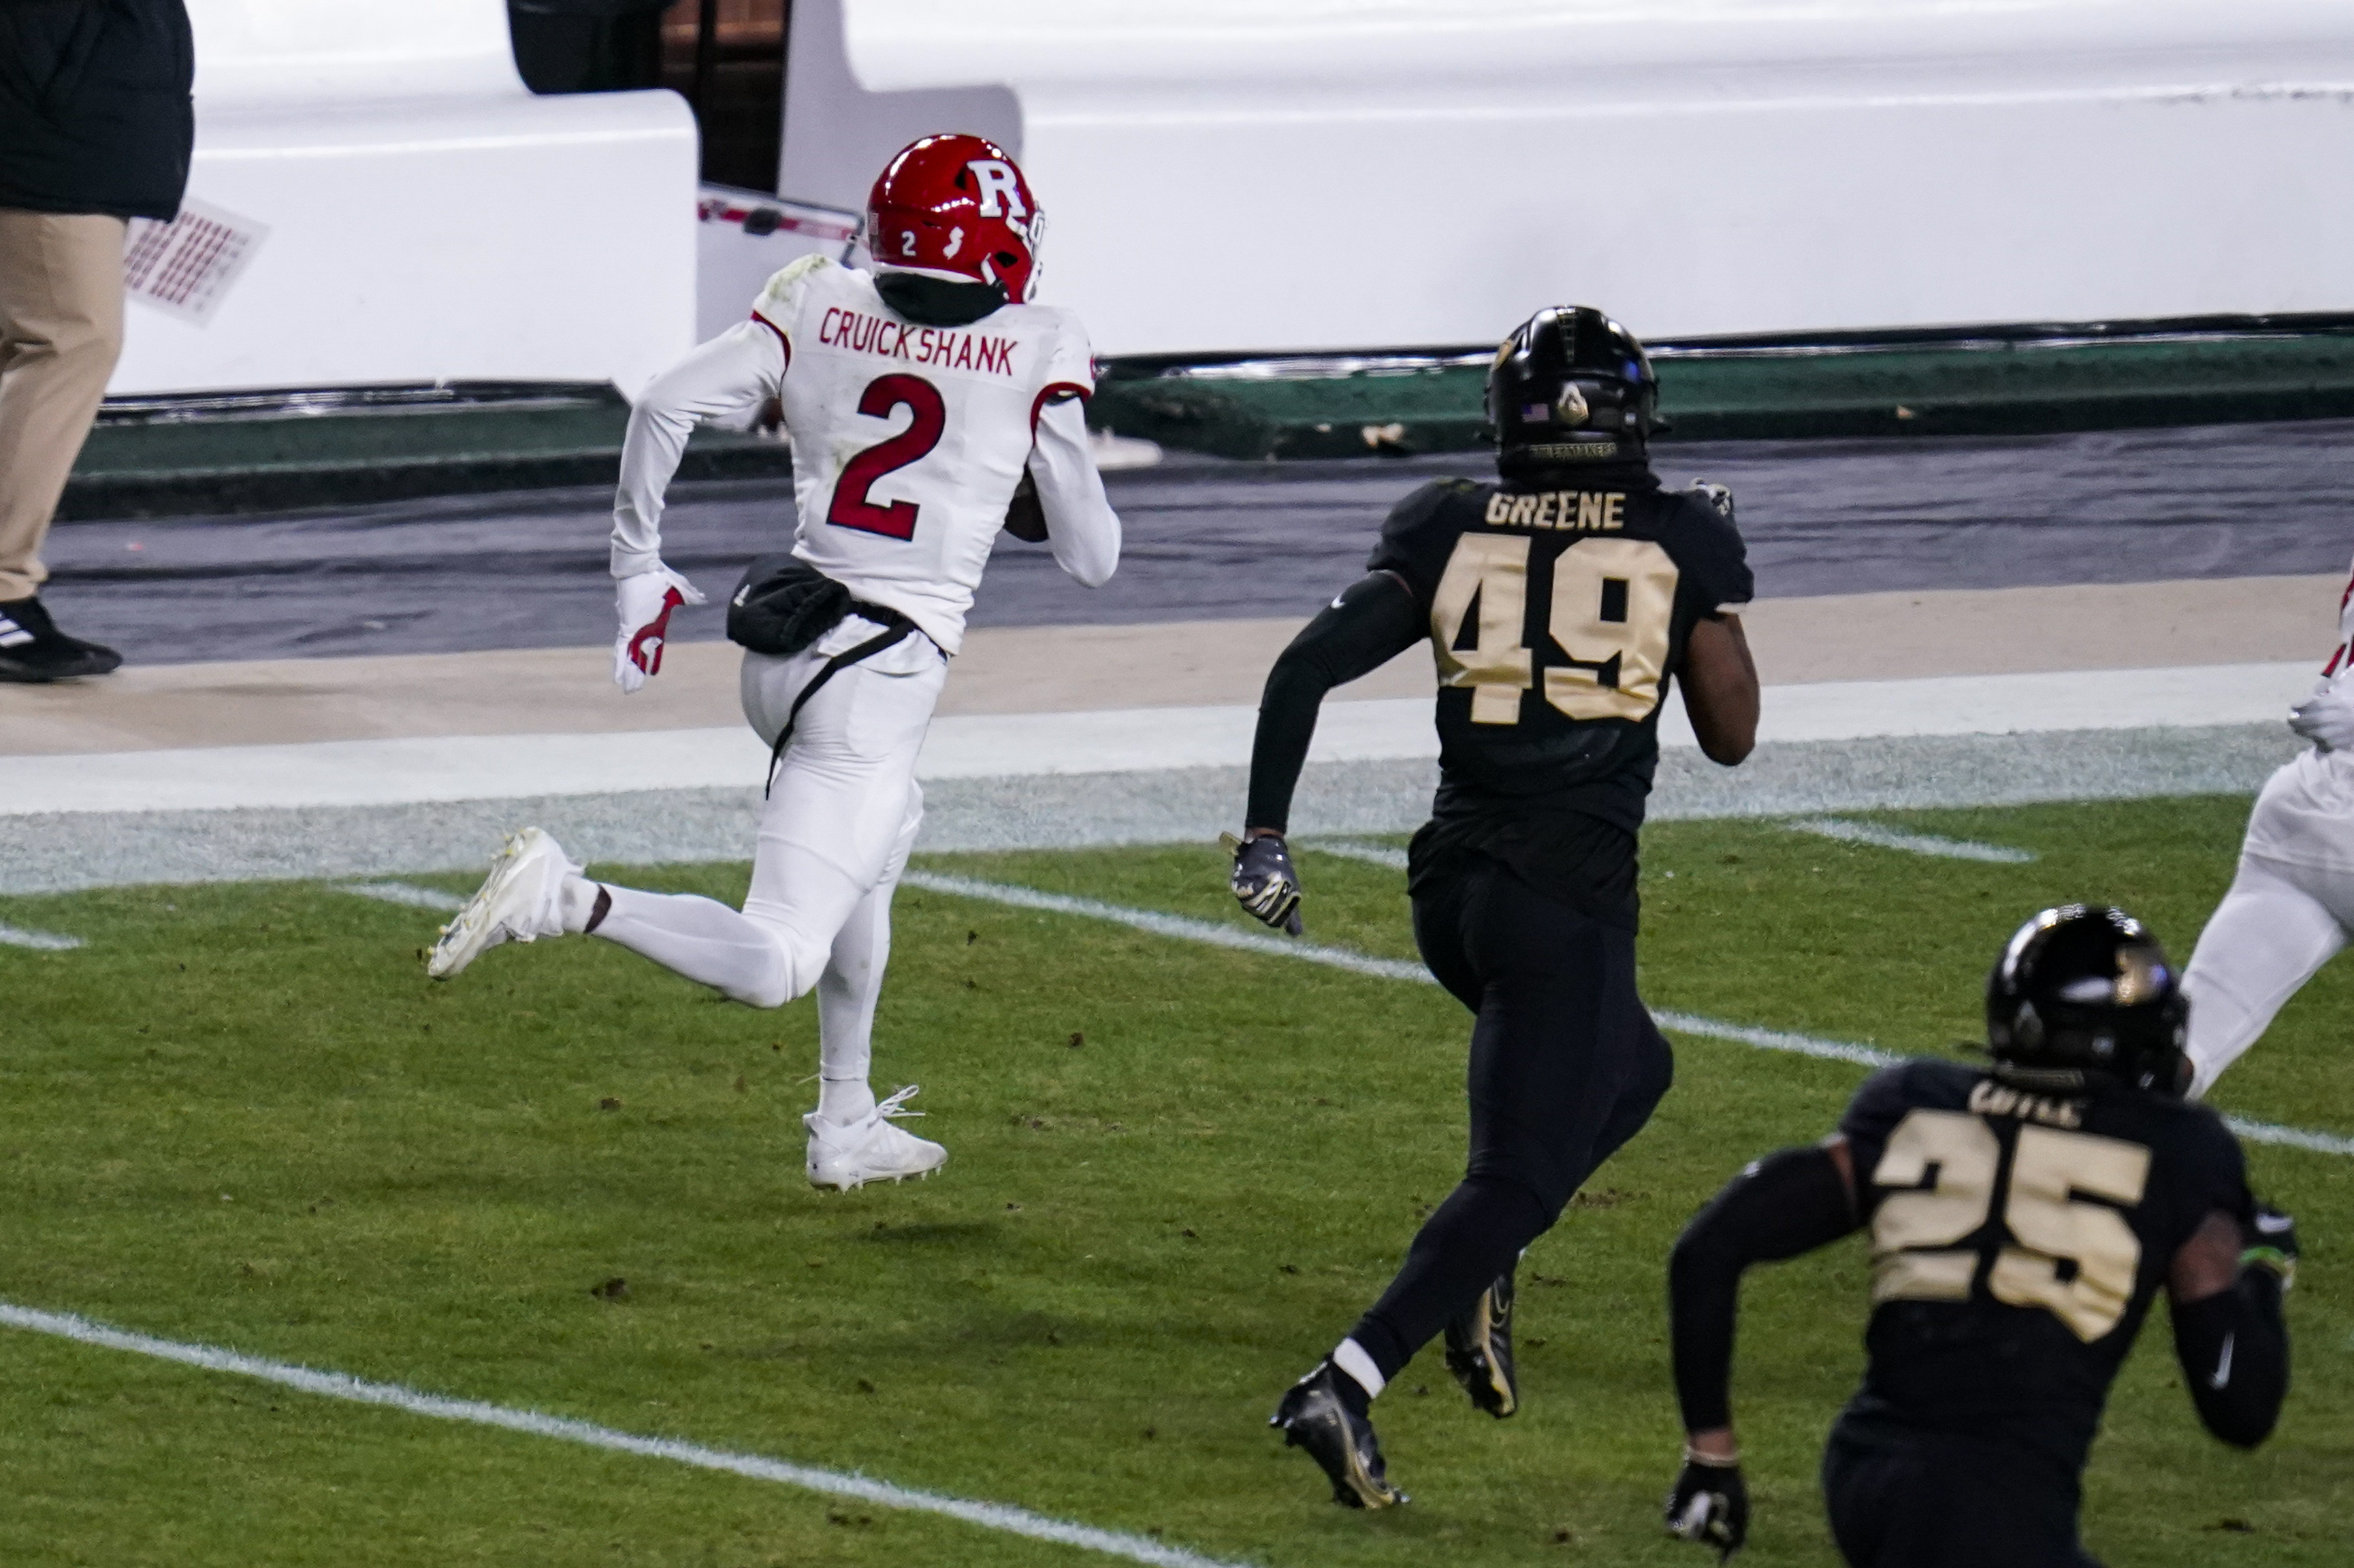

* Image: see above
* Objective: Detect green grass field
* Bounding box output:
[1,796,2347,1567]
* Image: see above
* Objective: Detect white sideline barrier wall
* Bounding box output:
[779,0,1022,216]
[111,0,698,399]
[843,0,2354,356]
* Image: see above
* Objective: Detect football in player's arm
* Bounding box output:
[1664,906,2295,1566]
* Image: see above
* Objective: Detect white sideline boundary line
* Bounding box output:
[0,920,82,951]
[0,659,2318,817]
[900,872,2354,1159]
[0,1301,1255,1568]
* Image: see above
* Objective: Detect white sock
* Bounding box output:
[1333,1337,1385,1400]
[815,863,896,1128]
[818,1077,877,1126]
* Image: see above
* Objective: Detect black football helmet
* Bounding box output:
[1486,305,1660,472]
[1985,906,2189,1093]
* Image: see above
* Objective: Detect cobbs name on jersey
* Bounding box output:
[1483,490,1628,532]
[818,307,1018,377]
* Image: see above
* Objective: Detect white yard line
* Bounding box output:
[1308,840,1411,871]
[1783,817,2037,864]
[901,872,2354,1159]
[340,881,466,912]
[0,1301,1254,1568]
[0,921,82,951]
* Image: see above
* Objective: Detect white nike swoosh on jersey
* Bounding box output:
[2208,1332,2234,1390]
[1329,596,1346,610]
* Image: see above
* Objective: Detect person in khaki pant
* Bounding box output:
[0,0,193,681]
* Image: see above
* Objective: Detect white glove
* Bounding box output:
[2289,677,2354,753]
[611,565,707,692]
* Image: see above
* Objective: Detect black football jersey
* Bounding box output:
[1372,463,1751,924]
[1835,1058,2250,1478]
[1370,466,1754,832]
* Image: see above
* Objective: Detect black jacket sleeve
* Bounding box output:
[2171,1269,2290,1448]
[1242,572,1424,832]
[1668,1145,1858,1434]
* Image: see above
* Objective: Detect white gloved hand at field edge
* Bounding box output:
[2289,676,2354,753]
[611,564,706,692]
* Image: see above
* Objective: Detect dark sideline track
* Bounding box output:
[39,418,2354,666]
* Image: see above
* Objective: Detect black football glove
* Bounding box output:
[1664,1451,1748,1561]
[1223,831,1302,936]
[2244,1203,2299,1292]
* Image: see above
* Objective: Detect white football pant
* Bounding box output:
[2182,758,2354,1098]
[590,616,945,1115]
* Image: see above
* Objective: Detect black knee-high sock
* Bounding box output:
[1347,1174,1552,1383]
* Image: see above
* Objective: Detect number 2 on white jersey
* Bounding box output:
[828,374,946,541]
[1430,535,1678,723]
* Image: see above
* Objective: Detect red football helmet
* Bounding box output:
[867,133,1044,303]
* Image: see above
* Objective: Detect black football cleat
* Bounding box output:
[1269,1361,1406,1509]
[1443,1268,1518,1418]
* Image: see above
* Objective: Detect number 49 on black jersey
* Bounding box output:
[1370,470,1754,829]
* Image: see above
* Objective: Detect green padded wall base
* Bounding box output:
[1091,318,2354,460]
[60,383,792,522]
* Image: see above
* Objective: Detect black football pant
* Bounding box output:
[1822,1428,2097,1568]
[1346,854,1673,1384]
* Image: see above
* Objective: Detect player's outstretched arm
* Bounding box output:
[1664,1137,1859,1560]
[2168,1205,2294,1448]
[1026,395,1120,587]
[1227,574,1423,933]
[1682,614,1760,766]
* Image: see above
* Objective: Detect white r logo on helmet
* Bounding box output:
[967,160,1027,219]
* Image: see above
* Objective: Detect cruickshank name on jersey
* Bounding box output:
[1484,490,1630,532]
[816,307,1019,377]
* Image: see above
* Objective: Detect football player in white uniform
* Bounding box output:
[2180,557,2354,1097]
[427,135,1120,1190]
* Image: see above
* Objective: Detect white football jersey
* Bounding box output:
[752,257,1096,653]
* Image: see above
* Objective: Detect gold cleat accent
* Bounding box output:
[1444,1269,1519,1418]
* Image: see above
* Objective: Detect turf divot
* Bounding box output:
[0,1301,1260,1568]
[901,870,2354,1159]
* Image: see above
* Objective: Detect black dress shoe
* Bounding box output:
[0,596,123,682]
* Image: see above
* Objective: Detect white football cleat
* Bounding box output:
[805,1085,948,1191]
[427,828,582,979]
